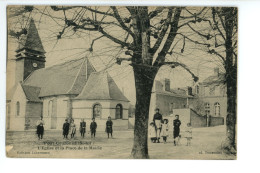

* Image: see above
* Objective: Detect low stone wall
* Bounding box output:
[209,116,224,126]
[190,109,207,127]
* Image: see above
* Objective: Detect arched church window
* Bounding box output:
[214,102,220,116]
[16,101,20,116]
[115,104,123,119]
[93,103,102,119]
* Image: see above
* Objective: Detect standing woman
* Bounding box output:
[63,119,70,139]
[70,119,76,139]
[106,116,113,138]
[36,116,45,140]
[80,119,86,138]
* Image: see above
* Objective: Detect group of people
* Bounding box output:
[36,116,114,140]
[149,108,192,146]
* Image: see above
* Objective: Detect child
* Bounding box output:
[106,116,113,138]
[185,123,192,146]
[149,122,157,143]
[161,119,169,144]
[63,119,70,139]
[90,118,97,138]
[70,119,76,139]
[80,119,86,138]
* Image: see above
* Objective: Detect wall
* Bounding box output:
[25,102,43,129]
[190,109,207,127]
[42,95,72,130]
[209,116,224,126]
[9,84,27,130]
[202,96,227,119]
[171,108,191,130]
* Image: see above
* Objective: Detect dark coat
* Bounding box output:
[173,119,181,138]
[80,121,86,133]
[63,122,70,135]
[90,122,97,132]
[106,120,113,133]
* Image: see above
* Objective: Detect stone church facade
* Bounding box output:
[6,19,129,131]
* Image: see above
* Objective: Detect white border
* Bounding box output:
[1,1,260,173]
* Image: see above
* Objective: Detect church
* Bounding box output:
[6,19,130,131]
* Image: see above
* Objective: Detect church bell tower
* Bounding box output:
[15,19,46,84]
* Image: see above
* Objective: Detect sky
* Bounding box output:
[6,6,225,104]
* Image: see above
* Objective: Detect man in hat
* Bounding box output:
[153,108,163,143]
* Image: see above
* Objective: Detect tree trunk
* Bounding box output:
[131,64,157,159]
[223,7,237,154]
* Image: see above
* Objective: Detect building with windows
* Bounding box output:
[6,19,129,131]
[194,68,227,119]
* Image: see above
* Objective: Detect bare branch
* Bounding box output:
[151,8,173,55]
[163,61,199,82]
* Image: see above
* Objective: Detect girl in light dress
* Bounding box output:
[184,123,192,146]
[161,119,169,144]
[149,122,157,143]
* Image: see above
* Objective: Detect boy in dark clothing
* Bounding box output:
[173,115,181,146]
[90,118,97,138]
[106,117,113,138]
[63,119,70,139]
[80,119,86,138]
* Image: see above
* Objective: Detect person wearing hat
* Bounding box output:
[36,116,45,140]
[153,108,163,143]
[63,119,70,139]
[106,116,113,138]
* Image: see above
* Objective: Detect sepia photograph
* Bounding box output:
[5,5,237,159]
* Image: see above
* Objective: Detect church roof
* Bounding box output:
[16,19,45,53]
[23,58,95,97]
[21,85,42,102]
[75,71,129,102]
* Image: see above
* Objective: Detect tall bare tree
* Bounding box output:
[182,7,237,153]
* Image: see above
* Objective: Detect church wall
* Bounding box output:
[9,84,27,130]
[109,101,129,120]
[25,102,43,130]
[15,59,24,85]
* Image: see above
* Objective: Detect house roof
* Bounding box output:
[75,71,129,102]
[201,73,225,85]
[23,58,95,97]
[21,85,42,102]
[16,19,45,53]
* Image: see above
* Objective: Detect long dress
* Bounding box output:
[161,123,169,137]
[149,125,157,139]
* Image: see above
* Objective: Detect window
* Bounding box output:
[215,102,220,116]
[48,100,53,116]
[205,102,210,115]
[115,104,123,119]
[16,101,20,116]
[93,103,102,119]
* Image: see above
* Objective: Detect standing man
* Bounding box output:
[153,108,163,143]
[106,116,113,138]
[80,119,86,138]
[173,115,181,146]
[63,119,70,139]
[90,118,97,138]
[36,116,45,140]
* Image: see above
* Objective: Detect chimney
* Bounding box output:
[214,67,219,77]
[165,78,170,91]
